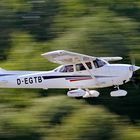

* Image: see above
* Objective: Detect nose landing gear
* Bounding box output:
[110,86,127,97]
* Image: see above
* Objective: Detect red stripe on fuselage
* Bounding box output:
[69,78,92,82]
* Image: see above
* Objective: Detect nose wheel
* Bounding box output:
[110,86,127,97]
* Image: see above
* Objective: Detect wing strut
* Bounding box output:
[80,58,98,84]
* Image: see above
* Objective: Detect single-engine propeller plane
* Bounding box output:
[0,50,139,98]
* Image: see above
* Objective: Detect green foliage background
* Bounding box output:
[0,0,140,139]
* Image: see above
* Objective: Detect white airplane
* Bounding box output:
[0,50,139,98]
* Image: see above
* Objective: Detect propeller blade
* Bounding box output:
[129,57,140,88]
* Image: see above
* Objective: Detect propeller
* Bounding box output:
[131,57,135,72]
[129,57,140,88]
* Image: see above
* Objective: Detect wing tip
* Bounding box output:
[41,50,65,56]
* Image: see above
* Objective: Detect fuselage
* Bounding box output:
[0,61,135,90]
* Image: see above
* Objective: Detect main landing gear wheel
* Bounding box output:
[83,89,100,98]
[110,86,127,97]
[67,88,100,98]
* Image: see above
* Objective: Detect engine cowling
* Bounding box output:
[67,89,86,97]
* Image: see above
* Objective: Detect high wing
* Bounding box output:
[99,57,123,62]
[41,50,95,65]
[41,50,122,64]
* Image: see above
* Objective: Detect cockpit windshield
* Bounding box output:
[93,59,106,68]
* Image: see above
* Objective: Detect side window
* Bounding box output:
[76,63,86,71]
[93,60,98,68]
[86,62,92,69]
[60,65,74,72]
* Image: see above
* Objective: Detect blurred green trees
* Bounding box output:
[0,0,140,139]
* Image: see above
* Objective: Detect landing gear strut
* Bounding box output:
[114,85,120,90]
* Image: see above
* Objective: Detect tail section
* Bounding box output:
[0,68,39,76]
[0,68,12,76]
[0,68,7,72]
[0,68,10,86]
